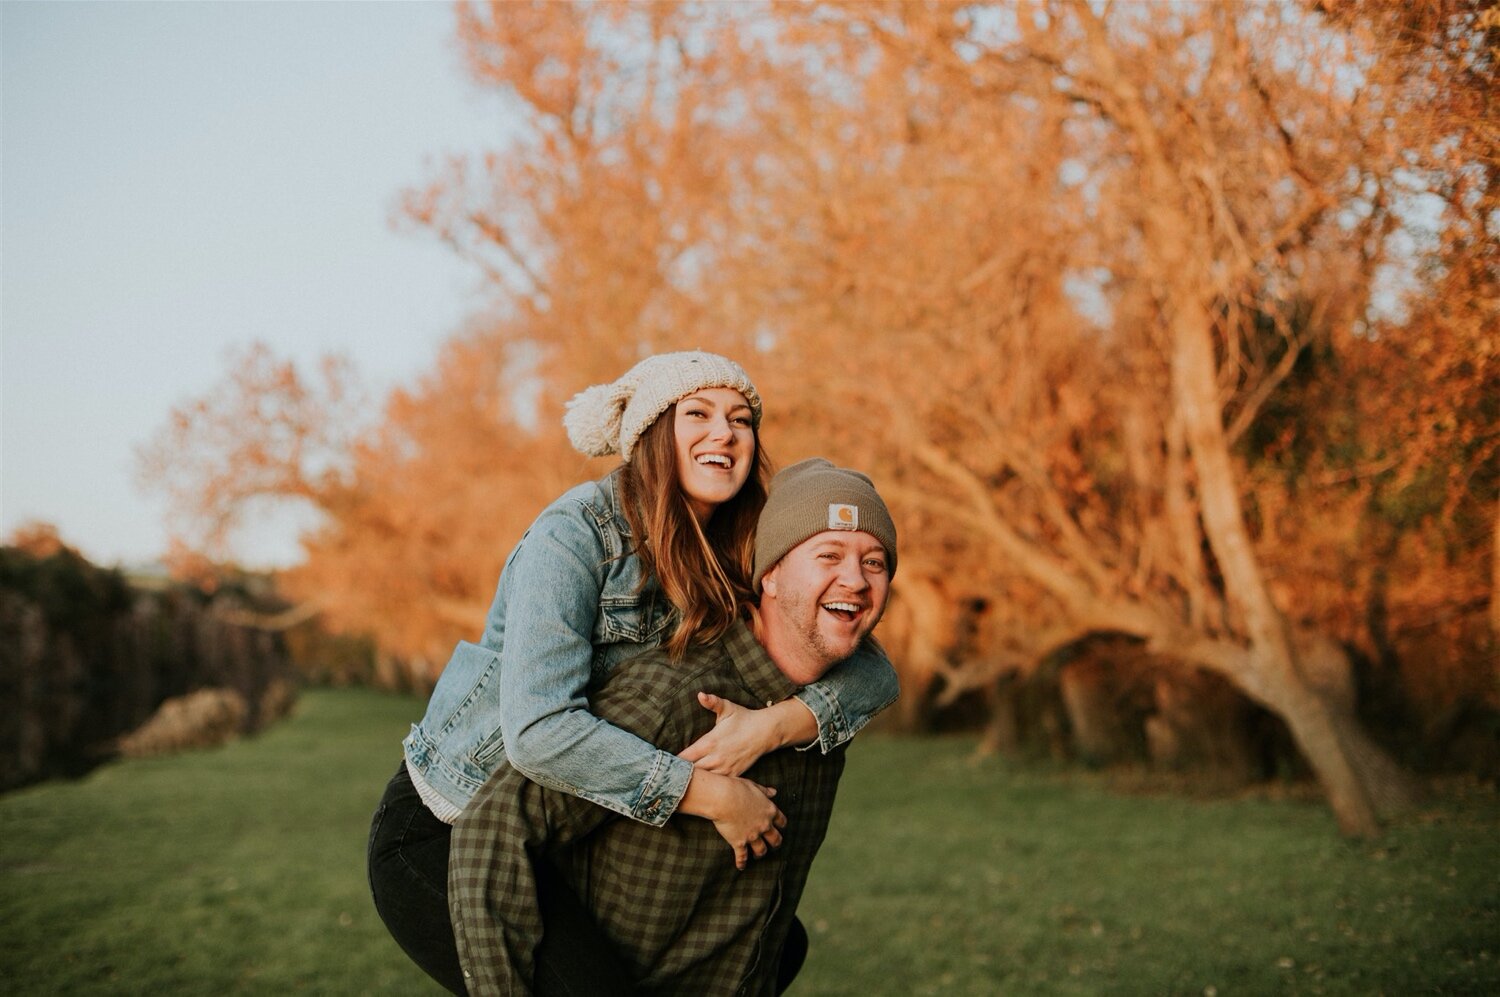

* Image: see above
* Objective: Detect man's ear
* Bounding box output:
[761,565,779,599]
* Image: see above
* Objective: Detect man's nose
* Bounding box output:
[836,558,870,590]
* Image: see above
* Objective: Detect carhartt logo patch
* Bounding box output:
[828,504,858,530]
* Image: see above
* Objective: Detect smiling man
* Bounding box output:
[448,458,898,996]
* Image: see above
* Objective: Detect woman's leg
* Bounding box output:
[369,761,636,996]
[533,856,638,995]
[367,762,467,995]
[776,916,809,995]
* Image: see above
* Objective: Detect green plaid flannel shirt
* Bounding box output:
[448,618,847,996]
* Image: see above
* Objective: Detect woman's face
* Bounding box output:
[673,387,755,524]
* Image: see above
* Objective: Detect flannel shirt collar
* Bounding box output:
[722,616,800,707]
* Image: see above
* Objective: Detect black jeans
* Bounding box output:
[367,762,808,995]
[369,762,637,995]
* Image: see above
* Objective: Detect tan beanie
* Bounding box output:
[753,458,898,592]
[563,351,762,462]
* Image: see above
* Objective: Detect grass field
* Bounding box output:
[1,688,1495,995]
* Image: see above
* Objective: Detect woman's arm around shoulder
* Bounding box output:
[679,636,899,773]
[794,635,899,753]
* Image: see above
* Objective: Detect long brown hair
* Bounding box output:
[619,402,770,659]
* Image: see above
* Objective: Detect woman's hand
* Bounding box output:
[677,768,787,870]
[679,694,818,776]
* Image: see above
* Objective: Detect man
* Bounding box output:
[449,458,899,996]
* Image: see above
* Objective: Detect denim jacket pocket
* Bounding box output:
[471,724,508,768]
[426,641,503,740]
[596,594,673,644]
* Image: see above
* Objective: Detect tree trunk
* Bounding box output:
[1254,655,1420,834]
[1060,0,1425,835]
[1145,672,1260,782]
[1491,493,1499,639]
[977,673,1023,757]
[1329,705,1425,819]
[1059,661,1129,764]
[1166,267,1409,836]
[886,575,955,733]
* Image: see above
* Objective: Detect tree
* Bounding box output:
[591,0,1434,834]
[138,342,364,561]
[145,1,1496,832]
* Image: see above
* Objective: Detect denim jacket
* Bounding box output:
[403,470,899,827]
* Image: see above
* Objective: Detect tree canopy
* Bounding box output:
[143,1,1497,834]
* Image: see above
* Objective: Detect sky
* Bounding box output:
[2,0,513,569]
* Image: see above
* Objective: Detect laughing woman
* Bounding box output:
[367,351,898,994]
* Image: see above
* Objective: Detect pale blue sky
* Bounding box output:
[2,0,512,567]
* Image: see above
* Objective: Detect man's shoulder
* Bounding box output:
[601,639,731,703]
[584,638,736,749]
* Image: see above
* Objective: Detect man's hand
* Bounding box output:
[679,694,818,776]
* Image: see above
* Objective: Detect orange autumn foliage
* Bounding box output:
[141,1,1496,833]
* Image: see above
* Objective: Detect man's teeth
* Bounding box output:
[697,454,732,468]
[823,602,859,613]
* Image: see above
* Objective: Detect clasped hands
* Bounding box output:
[678,693,806,870]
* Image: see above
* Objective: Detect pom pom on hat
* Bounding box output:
[563,382,631,458]
[563,351,762,462]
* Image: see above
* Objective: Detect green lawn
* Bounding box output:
[1,688,1495,995]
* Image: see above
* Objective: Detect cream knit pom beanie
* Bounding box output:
[563,351,762,462]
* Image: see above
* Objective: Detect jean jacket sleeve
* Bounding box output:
[793,635,900,753]
[494,502,693,827]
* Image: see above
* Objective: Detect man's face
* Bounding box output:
[760,529,891,684]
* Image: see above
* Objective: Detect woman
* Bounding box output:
[368,351,898,993]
